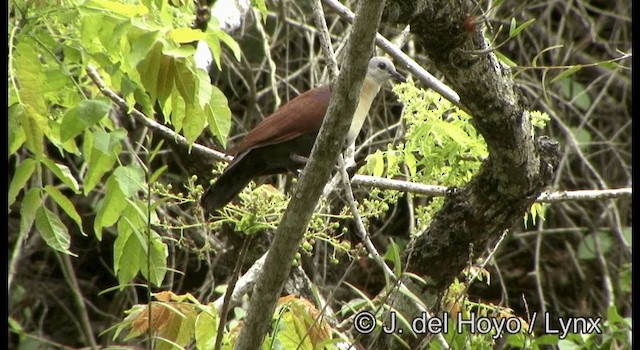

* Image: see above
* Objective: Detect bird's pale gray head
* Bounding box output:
[367,56,406,84]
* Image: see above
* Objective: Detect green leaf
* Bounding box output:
[607,305,627,325]
[195,306,219,350]
[557,339,582,350]
[173,60,197,104]
[532,44,563,67]
[14,37,47,115]
[20,188,42,238]
[568,127,592,151]
[113,209,144,285]
[383,239,402,277]
[169,27,206,43]
[94,175,127,240]
[170,93,187,132]
[9,158,36,207]
[60,99,111,142]
[150,165,168,184]
[86,0,149,17]
[127,30,162,69]
[530,334,561,346]
[370,150,385,177]
[142,231,168,286]
[44,185,86,236]
[205,85,232,148]
[84,129,125,194]
[494,50,517,68]
[215,29,242,61]
[204,33,222,70]
[35,206,76,256]
[9,104,27,154]
[182,102,207,145]
[113,200,167,286]
[404,150,417,177]
[276,309,313,350]
[251,0,268,23]
[157,55,176,105]
[435,120,470,147]
[577,232,613,260]
[196,68,213,107]
[163,45,196,58]
[174,305,198,348]
[41,158,81,193]
[618,263,631,294]
[550,65,583,84]
[113,166,145,198]
[596,60,620,70]
[137,43,163,102]
[558,78,591,111]
[20,106,47,157]
[46,119,82,156]
[509,18,536,38]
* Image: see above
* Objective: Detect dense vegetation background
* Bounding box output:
[8,0,631,349]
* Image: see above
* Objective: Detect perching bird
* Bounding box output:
[201,56,405,213]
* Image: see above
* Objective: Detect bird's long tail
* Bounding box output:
[200,155,252,214]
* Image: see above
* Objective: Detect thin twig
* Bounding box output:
[254,8,281,110]
[337,156,395,279]
[56,253,99,349]
[311,0,339,79]
[214,235,253,350]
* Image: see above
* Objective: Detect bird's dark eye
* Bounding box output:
[377,62,386,70]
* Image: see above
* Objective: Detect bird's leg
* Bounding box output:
[287,153,309,177]
[289,153,309,166]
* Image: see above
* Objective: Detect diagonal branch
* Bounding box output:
[234,1,388,349]
[84,64,232,164]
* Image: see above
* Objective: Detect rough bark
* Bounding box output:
[377,0,560,348]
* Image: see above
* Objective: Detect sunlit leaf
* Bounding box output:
[205,85,232,148]
[215,29,241,61]
[195,305,219,350]
[94,175,127,240]
[84,129,126,194]
[86,0,149,17]
[60,99,111,142]
[169,27,206,43]
[113,165,145,198]
[182,102,207,145]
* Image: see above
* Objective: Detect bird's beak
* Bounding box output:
[391,70,406,83]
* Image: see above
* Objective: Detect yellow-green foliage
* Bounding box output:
[360,82,489,232]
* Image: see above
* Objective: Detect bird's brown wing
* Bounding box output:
[228,85,331,155]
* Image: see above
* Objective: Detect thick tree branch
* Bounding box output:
[366,0,563,347]
[233,1,388,349]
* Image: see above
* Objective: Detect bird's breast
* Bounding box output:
[346,78,380,146]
